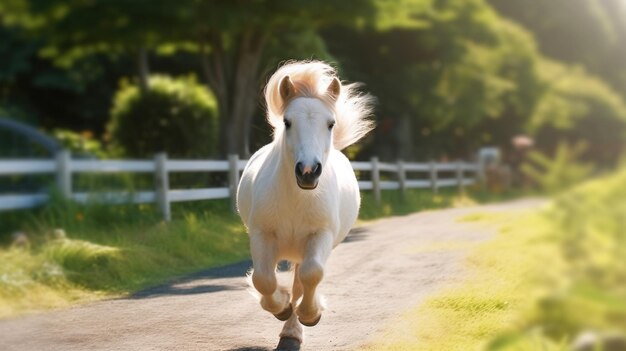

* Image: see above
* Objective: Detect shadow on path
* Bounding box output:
[342,226,369,244]
[128,260,252,299]
[129,227,373,300]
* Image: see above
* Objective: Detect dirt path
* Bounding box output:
[0,199,545,351]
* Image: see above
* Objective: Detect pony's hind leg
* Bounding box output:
[249,232,292,319]
[277,264,304,350]
[297,231,333,327]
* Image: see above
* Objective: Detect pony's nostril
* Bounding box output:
[295,162,304,176]
[296,162,321,179]
[313,162,322,176]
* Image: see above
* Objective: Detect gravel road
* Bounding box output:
[0,198,544,351]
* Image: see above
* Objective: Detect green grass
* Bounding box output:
[366,169,626,351]
[0,198,249,318]
[0,185,516,319]
[359,188,459,220]
[365,211,557,351]
[358,185,522,221]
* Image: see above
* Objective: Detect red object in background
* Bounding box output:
[512,135,534,150]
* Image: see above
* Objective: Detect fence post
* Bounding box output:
[228,154,240,214]
[456,161,464,193]
[55,149,72,199]
[429,161,438,194]
[476,159,486,190]
[397,159,406,197]
[154,152,171,222]
[371,156,381,205]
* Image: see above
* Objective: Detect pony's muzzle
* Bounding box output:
[295,161,322,190]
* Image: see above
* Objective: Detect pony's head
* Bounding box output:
[264,61,374,190]
[278,75,339,189]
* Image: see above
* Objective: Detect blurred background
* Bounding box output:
[1,1,625,350]
[1,0,625,166]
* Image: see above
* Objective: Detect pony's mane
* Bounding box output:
[264,60,375,150]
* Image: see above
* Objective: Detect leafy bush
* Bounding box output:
[52,129,107,158]
[530,60,626,167]
[509,167,626,347]
[551,168,626,290]
[521,142,593,193]
[491,169,626,348]
[108,75,218,158]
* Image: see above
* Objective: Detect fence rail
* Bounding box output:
[0,151,480,220]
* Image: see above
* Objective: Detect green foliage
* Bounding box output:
[364,210,558,351]
[521,142,594,194]
[510,168,626,346]
[2,0,626,163]
[0,23,122,136]
[370,168,626,350]
[0,101,38,125]
[0,104,47,157]
[324,0,626,163]
[359,188,459,220]
[551,169,626,291]
[325,0,544,158]
[0,198,249,318]
[530,60,626,166]
[0,0,186,67]
[51,129,107,158]
[108,75,218,158]
[0,26,38,85]
[487,0,626,98]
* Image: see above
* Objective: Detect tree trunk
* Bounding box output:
[137,46,150,94]
[199,31,266,157]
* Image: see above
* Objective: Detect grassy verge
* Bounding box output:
[359,186,525,221]
[0,185,516,319]
[0,198,249,319]
[366,169,626,350]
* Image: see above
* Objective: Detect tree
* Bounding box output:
[324,0,543,159]
[487,0,626,98]
[324,0,626,165]
[185,0,379,157]
[2,0,385,156]
[0,0,186,93]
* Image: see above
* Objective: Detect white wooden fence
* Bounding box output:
[0,151,480,220]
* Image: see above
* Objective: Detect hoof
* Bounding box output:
[273,303,293,321]
[275,336,301,351]
[298,313,321,327]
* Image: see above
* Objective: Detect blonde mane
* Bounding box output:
[264,60,375,150]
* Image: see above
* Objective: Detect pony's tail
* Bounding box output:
[333,82,375,151]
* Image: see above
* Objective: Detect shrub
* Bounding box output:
[520,141,593,194]
[52,129,107,158]
[108,75,218,158]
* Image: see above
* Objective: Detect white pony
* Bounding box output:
[237,61,373,349]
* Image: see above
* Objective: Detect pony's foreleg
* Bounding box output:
[278,264,304,348]
[250,232,292,319]
[297,231,333,326]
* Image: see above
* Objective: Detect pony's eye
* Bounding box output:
[284,119,292,129]
[328,121,335,130]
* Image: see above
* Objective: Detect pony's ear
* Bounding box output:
[327,77,341,102]
[279,75,295,102]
